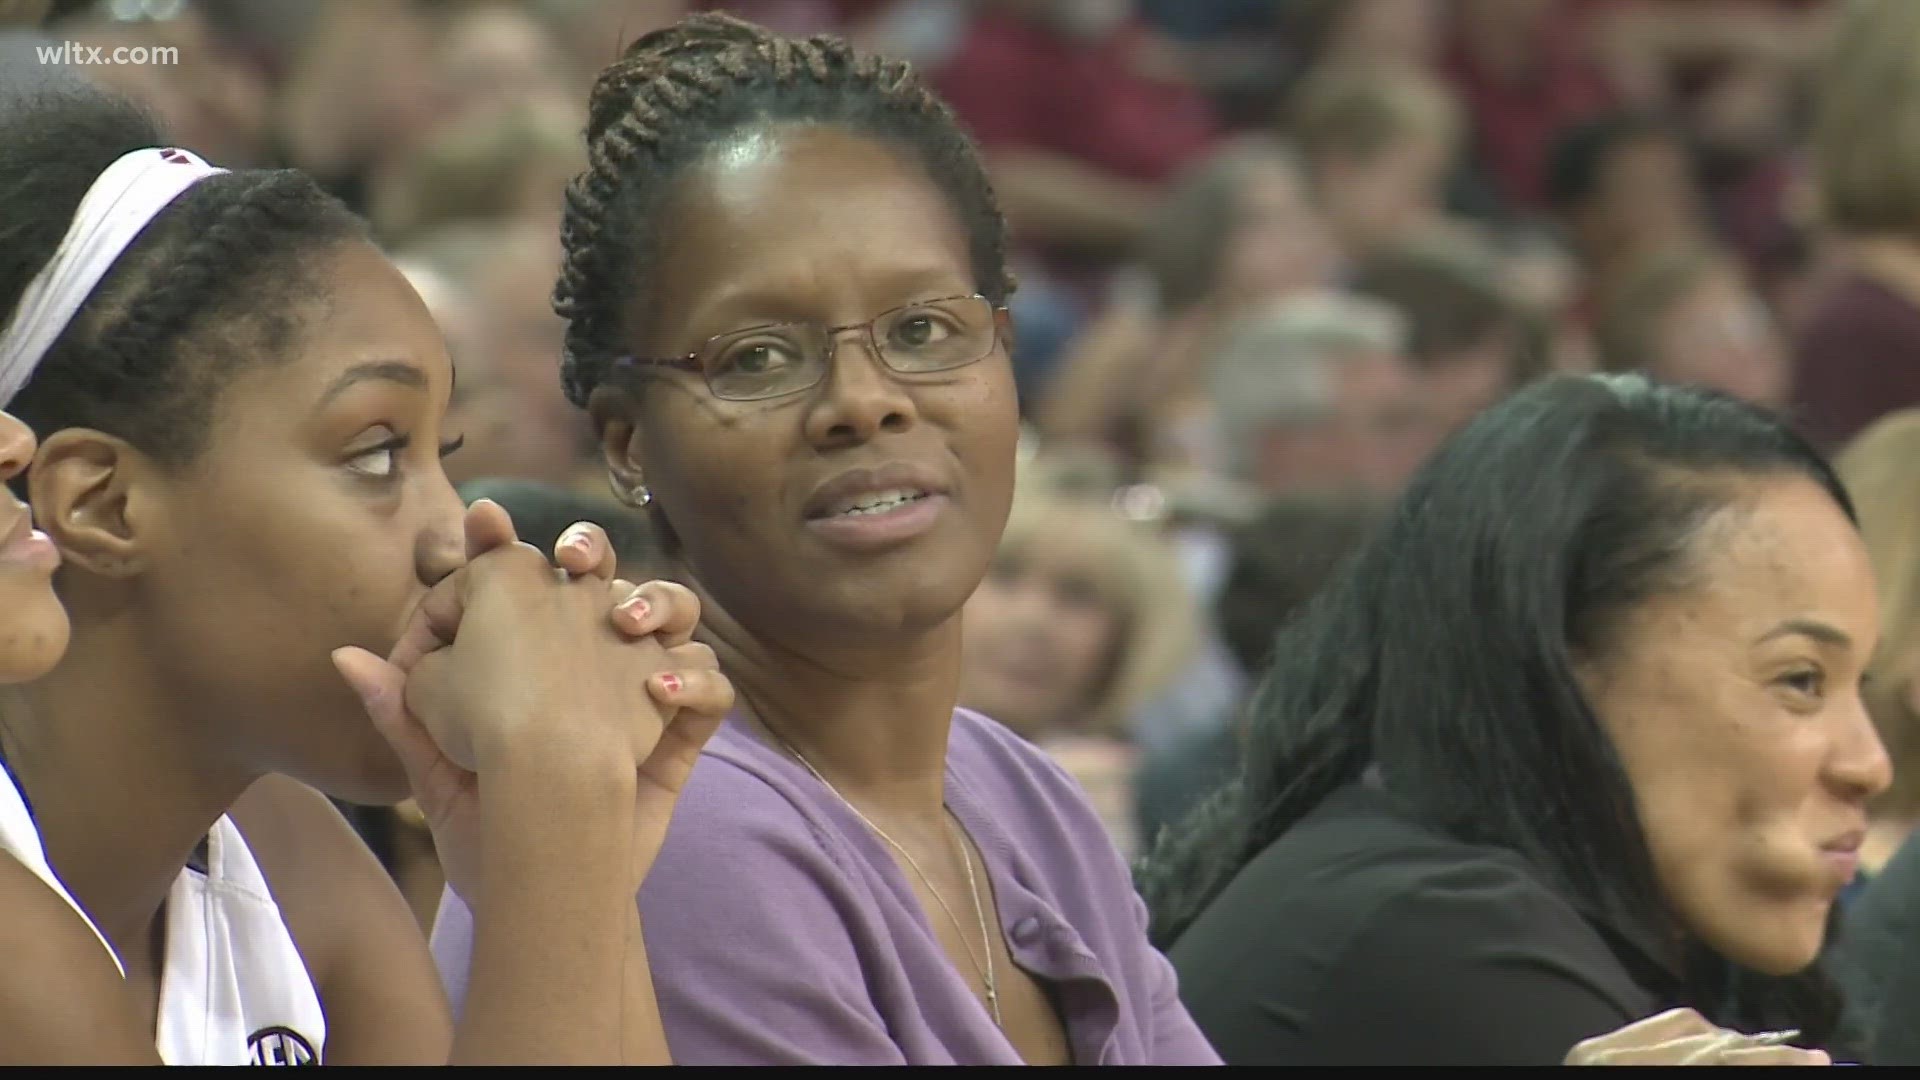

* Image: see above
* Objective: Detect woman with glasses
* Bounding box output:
[427,13,1220,1066]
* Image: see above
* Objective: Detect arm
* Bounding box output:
[0,855,162,1064]
[433,767,908,1066]
[986,149,1157,259]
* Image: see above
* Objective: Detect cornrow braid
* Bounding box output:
[1,77,365,471]
[556,11,1015,408]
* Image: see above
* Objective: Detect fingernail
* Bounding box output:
[1748,1030,1801,1046]
[659,672,682,695]
[617,593,650,620]
[565,530,593,552]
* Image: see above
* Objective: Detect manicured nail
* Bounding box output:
[617,593,650,620]
[1747,1030,1801,1046]
[564,530,594,552]
[659,672,682,695]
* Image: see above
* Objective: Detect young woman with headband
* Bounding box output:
[0,78,732,1064]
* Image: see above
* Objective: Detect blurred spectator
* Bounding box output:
[1143,136,1339,322]
[1443,0,1617,212]
[1545,110,1708,309]
[1133,492,1388,851]
[275,0,447,208]
[1038,136,1338,471]
[1289,61,1463,259]
[370,96,585,243]
[532,0,689,80]
[1833,411,1920,873]
[1281,0,1443,75]
[432,1,582,126]
[1350,236,1543,432]
[1206,292,1433,497]
[54,0,273,166]
[396,221,596,490]
[960,480,1199,856]
[931,0,1220,265]
[1794,0,1920,453]
[1594,242,1789,408]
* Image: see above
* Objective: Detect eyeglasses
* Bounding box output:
[612,294,1008,402]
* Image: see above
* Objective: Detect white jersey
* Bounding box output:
[0,761,327,1065]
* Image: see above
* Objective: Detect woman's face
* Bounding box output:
[0,413,65,684]
[961,529,1124,740]
[1650,270,1789,410]
[44,241,467,802]
[1219,161,1336,309]
[605,126,1020,650]
[1581,476,1890,974]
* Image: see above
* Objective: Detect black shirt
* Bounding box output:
[1830,828,1920,1063]
[1168,781,1687,1065]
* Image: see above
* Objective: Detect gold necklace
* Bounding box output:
[772,731,1002,1027]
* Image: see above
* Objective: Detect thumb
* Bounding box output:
[332,645,405,729]
[334,645,457,798]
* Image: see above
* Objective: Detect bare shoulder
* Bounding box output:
[227,776,450,1064]
[0,852,159,1063]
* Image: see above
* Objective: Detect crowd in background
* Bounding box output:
[14,0,1920,934]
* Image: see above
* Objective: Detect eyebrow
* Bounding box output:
[315,360,428,413]
[1757,618,1854,651]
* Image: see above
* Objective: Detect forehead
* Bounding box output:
[221,243,451,410]
[1629,477,1877,648]
[640,125,975,329]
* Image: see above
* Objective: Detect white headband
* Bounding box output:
[0,147,227,408]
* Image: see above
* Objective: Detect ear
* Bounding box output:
[26,428,165,579]
[587,385,647,496]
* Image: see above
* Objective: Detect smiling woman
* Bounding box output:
[1144,373,1883,1066]
[424,12,1219,1067]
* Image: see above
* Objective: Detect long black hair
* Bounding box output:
[1141,372,1856,1043]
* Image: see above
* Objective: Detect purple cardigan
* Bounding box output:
[430,708,1219,1065]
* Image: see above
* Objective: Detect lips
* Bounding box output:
[1821,830,1865,856]
[803,462,951,521]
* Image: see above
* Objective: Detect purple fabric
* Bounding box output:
[430,708,1219,1065]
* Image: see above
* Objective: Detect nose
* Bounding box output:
[413,470,470,589]
[802,331,918,450]
[1827,695,1894,802]
[0,411,35,484]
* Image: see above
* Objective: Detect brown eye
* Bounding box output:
[1779,668,1825,698]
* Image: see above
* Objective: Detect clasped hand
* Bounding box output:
[332,499,733,902]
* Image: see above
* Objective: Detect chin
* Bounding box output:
[1712,913,1829,976]
[0,595,70,685]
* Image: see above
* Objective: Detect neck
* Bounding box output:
[688,573,963,818]
[0,613,250,955]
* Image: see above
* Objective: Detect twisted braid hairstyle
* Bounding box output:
[554,11,1015,409]
[0,76,365,471]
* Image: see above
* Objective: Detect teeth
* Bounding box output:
[836,488,925,516]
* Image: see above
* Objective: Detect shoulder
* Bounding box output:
[642,727,874,916]
[1183,788,1613,970]
[0,852,159,1063]
[227,776,439,995]
[1172,790,1648,1064]
[227,775,400,924]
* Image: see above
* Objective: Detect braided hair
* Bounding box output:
[0,76,365,470]
[555,11,1015,408]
